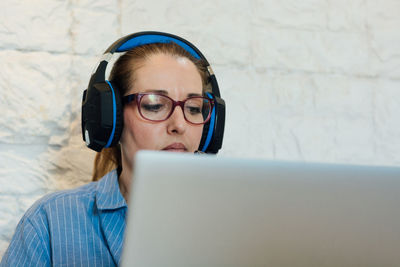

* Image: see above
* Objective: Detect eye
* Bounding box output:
[142,103,164,112]
[186,106,202,115]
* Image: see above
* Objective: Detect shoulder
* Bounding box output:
[26,180,98,220]
[0,182,98,266]
[24,169,120,227]
[1,171,121,266]
[24,169,120,223]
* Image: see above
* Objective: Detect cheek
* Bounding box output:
[189,125,204,152]
[120,109,138,159]
[121,107,161,151]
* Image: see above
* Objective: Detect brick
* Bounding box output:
[0,0,71,52]
[0,147,48,195]
[269,73,375,163]
[71,3,120,55]
[120,0,252,66]
[365,0,400,79]
[373,79,400,165]
[327,0,367,32]
[216,66,275,158]
[0,50,72,145]
[251,0,328,31]
[252,27,373,77]
[218,66,379,164]
[43,122,95,191]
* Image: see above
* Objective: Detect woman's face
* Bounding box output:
[120,53,204,165]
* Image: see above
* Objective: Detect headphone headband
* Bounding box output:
[112,32,203,59]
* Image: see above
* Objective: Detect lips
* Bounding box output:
[162,143,188,152]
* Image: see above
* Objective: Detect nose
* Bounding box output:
[167,105,187,135]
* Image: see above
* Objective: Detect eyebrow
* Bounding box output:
[187,93,202,97]
[142,89,203,98]
[143,89,168,94]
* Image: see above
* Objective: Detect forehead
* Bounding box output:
[129,53,203,97]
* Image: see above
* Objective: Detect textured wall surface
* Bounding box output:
[1,0,399,258]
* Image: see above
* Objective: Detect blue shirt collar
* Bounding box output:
[95,169,127,210]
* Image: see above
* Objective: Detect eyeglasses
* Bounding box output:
[122,93,214,125]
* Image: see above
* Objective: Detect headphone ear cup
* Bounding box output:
[198,93,226,154]
[211,95,225,151]
[81,80,123,151]
[199,117,211,150]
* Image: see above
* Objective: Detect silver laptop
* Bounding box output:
[121,151,400,267]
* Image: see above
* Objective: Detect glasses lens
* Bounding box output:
[184,97,212,124]
[139,94,172,121]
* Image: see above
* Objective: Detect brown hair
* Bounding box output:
[91,42,209,181]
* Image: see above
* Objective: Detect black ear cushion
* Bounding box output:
[207,96,225,153]
[199,118,210,150]
[198,93,225,154]
[107,81,123,147]
[82,80,124,151]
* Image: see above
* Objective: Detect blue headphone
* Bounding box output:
[82,31,225,153]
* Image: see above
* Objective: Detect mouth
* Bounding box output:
[162,143,188,152]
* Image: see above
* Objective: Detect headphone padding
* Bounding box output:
[106,80,123,148]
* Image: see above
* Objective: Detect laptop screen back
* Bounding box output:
[121,151,400,267]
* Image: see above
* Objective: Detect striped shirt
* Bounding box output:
[0,170,127,267]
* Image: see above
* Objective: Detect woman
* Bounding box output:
[1,32,225,266]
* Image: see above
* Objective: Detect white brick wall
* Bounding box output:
[1,0,399,258]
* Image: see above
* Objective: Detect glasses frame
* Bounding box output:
[122,93,214,125]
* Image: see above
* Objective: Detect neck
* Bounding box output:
[119,171,131,203]
[119,156,133,203]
